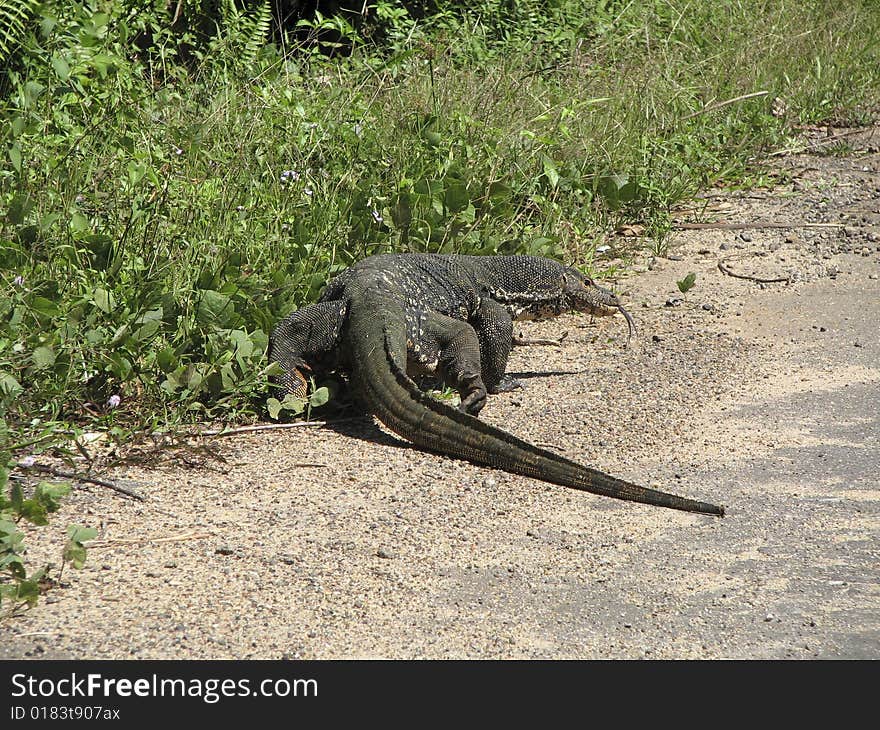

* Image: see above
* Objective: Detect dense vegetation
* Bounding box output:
[1,0,878,449]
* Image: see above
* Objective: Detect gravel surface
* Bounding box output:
[3,126,878,660]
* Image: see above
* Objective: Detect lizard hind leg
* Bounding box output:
[268,300,348,400]
[408,310,488,417]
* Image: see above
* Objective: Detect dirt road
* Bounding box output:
[3,126,878,659]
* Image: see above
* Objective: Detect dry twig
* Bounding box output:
[89,531,213,548]
[20,463,145,501]
[674,221,843,231]
[717,256,791,284]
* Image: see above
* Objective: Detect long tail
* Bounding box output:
[348,313,724,517]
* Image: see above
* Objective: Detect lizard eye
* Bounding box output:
[564,270,591,289]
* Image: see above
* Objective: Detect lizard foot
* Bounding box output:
[458,381,487,417]
[488,375,523,394]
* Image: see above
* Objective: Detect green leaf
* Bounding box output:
[64,524,97,570]
[541,154,560,188]
[31,345,56,369]
[422,130,442,147]
[157,347,177,373]
[8,143,22,173]
[0,370,24,398]
[35,482,70,513]
[413,178,444,197]
[309,386,330,407]
[0,550,24,571]
[67,524,97,543]
[70,211,90,233]
[133,319,160,342]
[93,287,116,313]
[267,397,282,419]
[19,498,48,526]
[30,296,60,319]
[229,329,254,364]
[0,519,22,543]
[676,272,697,293]
[127,160,146,186]
[444,182,469,213]
[63,543,88,570]
[51,54,70,81]
[195,290,235,327]
[11,578,41,605]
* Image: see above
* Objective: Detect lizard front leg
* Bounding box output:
[470,298,521,394]
[268,300,348,399]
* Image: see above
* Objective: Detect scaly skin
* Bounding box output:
[269,254,725,516]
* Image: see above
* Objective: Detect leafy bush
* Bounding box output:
[0,461,96,618]
[0,0,877,451]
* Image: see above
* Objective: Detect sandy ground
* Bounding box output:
[3,126,878,660]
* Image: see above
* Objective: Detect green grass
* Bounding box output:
[1,0,879,454]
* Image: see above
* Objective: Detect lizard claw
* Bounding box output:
[459,384,487,417]
[489,375,523,394]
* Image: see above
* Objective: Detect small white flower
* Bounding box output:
[303,187,313,197]
[371,209,383,224]
[19,455,36,468]
[280,169,300,182]
[107,394,121,409]
[173,147,183,156]
[13,275,24,286]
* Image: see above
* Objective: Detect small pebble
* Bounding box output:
[376,547,396,559]
[740,232,753,243]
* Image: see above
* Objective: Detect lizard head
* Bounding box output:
[561,267,637,341]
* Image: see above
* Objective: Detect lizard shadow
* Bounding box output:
[322,412,417,451]
[505,369,583,380]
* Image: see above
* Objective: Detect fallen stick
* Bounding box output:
[717,257,791,284]
[513,332,570,347]
[680,90,770,121]
[197,421,328,437]
[674,221,844,231]
[21,463,145,501]
[89,531,214,548]
[196,417,364,437]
